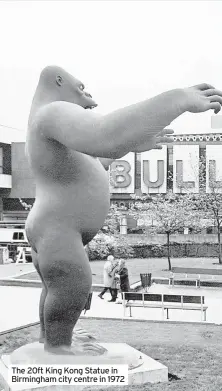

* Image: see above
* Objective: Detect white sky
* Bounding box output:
[0,0,222,141]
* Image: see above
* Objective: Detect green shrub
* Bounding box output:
[87,234,134,260]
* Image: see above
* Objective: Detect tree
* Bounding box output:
[88,203,135,259]
[130,192,200,270]
[100,204,123,235]
[189,155,222,264]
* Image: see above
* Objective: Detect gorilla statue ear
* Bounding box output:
[56,75,63,86]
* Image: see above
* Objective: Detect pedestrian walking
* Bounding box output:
[110,265,120,302]
[98,255,118,301]
[116,259,130,304]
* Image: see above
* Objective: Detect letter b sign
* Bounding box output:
[110,161,132,188]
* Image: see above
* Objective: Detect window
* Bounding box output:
[13,232,19,240]
[12,232,25,240]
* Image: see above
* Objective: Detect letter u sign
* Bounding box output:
[143,160,164,188]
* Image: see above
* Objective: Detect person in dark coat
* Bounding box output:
[115,260,130,303]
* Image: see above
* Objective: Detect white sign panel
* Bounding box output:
[109,152,135,194]
[206,145,222,193]
[141,146,167,194]
[173,145,199,193]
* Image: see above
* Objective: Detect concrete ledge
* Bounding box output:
[0,280,104,290]
[153,277,222,288]
[80,314,221,326]
[0,322,40,337]
[0,279,42,288]
[0,279,141,291]
[2,274,222,290]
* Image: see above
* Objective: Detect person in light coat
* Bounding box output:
[98,255,119,301]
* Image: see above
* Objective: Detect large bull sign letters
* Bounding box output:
[109,144,222,194]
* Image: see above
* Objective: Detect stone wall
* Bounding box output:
[125,233,219,244]
[116,234,221,258]
[131,242,220,258]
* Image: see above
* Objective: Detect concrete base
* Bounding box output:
[0,343,168,390]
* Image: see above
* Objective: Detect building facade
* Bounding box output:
[0,132,222,222]
[110,132,222,208]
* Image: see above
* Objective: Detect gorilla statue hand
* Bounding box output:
[183,83,222,114]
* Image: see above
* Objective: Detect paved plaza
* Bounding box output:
[1,278,222,333]
[0,263,34,280]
